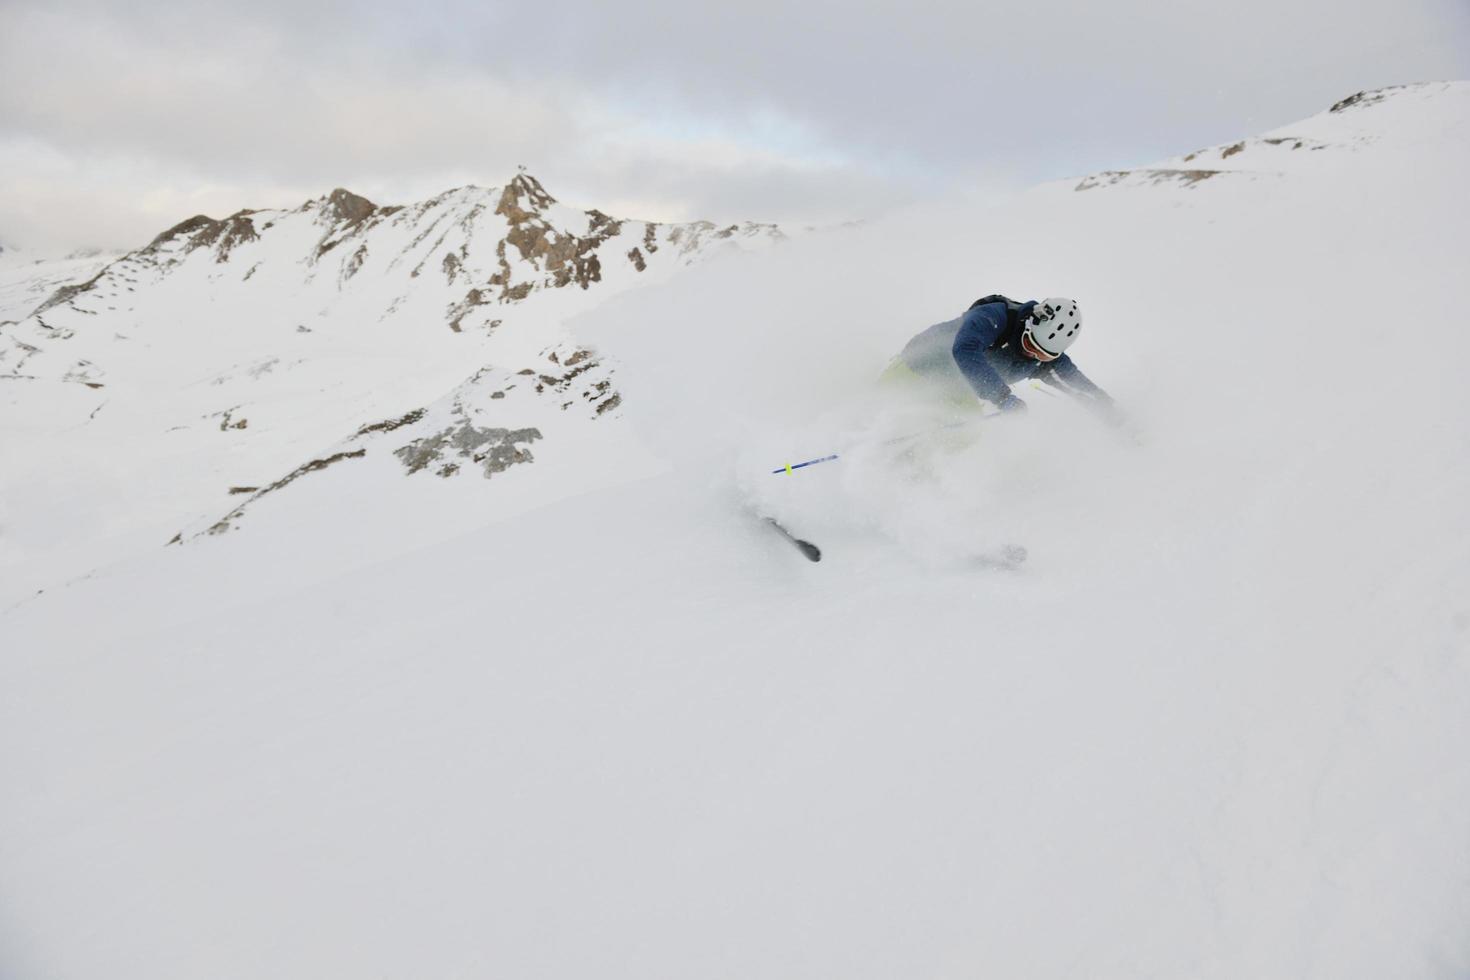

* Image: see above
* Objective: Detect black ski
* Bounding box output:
[765,517,822,562]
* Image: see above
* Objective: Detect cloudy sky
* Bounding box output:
[2,0,1466,252]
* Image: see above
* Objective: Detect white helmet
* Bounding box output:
[1023,297,1082,357]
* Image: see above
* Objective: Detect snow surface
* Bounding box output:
[0,177,778,607]
[1,83,1469,979]
[0,248,116,323]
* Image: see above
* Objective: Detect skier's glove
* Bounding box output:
[996,392,1027,414]
[1093,398,1144,444]
[1093,397,1125,428]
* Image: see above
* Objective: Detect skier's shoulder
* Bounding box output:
[966,294,1037,315]
[960,298,1016,333]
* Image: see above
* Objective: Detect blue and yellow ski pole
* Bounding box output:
[770,414,1008,476]
[771,454,840,475]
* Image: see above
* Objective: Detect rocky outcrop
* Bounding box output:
[1075,169,1221,192]
[486,176,625,300]
[205,448,368,535]
[314,189,381,259]
[393,423,542,479]
[320,188,377,227]
[139,211,261,263]
[1329,86,1408,114]
[197,213,261,262]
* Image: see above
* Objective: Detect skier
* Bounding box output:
[884,295,1117,419]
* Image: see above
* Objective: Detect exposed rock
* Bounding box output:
[31,270,108,317]
[61,359,102,385]
[586,209,620,235]
[147,214,217,251]
[341,243,369,280]
[1262,137,1317,150]
[195,212,260,262]
[320,188,377,226]
[355,407,427,437]
[1075,169,1221,192]
[206,449,367,535]
[485,176,626,301]
[1330,89,1386,114]
[532,351,600,394]
[138,211,261,264]
[446,287,492,332]
[394,422,542,479]
[313,190,379,260]
[495,172,556,224]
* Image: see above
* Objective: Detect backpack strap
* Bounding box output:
[966,295,1032,351]
[967,294,1018,311]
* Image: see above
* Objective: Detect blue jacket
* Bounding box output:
[900,301,1110,407]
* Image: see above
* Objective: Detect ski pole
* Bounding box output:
[770,414,1001,475]
[771,454,840,475]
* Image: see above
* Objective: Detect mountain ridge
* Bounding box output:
[0,170,783,602]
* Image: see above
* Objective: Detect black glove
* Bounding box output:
[995,392,1027,414]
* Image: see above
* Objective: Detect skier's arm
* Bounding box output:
[1039,355,1131,429]
[1039,354,1111,403]
[951,303,1013,406]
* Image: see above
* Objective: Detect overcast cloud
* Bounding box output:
[1,0,1466,252]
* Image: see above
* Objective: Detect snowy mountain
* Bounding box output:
[0,246,118,324]
[2,82,1468,980]
[0,172,781,603]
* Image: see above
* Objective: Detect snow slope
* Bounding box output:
[0,173,781,605]
[0,247,117,323]
[2,82,1468,979]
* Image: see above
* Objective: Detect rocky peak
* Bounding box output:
[1327,84,1421,114]
[140,211,259,263]
[319,188,377,227]
[147,214,218,251]
[496,171,557,224]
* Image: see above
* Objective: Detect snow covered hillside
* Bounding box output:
[2,82,1468,979]
[0,172,781,605]
[0,247,117,324]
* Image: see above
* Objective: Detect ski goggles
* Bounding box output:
[1020,326,1059,362]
